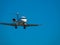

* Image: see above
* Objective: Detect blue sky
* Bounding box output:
[0,0,60,45]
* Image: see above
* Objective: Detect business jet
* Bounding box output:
[0,12,40,29]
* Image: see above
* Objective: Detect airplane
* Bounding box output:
[0,12,40,29]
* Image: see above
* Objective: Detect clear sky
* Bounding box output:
[0,0,60,45]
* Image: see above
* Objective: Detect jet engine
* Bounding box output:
[12,18,16,22]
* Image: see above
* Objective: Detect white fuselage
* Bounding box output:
[21,19,27,22]
[20,16,27,23]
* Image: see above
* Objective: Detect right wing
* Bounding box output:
[25,24,40,27]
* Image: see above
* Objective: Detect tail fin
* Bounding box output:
[16,12,19,21]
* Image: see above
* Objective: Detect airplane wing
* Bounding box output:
[25,24,40,26]
[0,22,41,26]
[0,22,16,26]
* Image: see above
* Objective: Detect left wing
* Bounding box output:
[0,22,17,26]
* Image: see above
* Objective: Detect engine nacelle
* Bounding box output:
[12,18,16,22]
